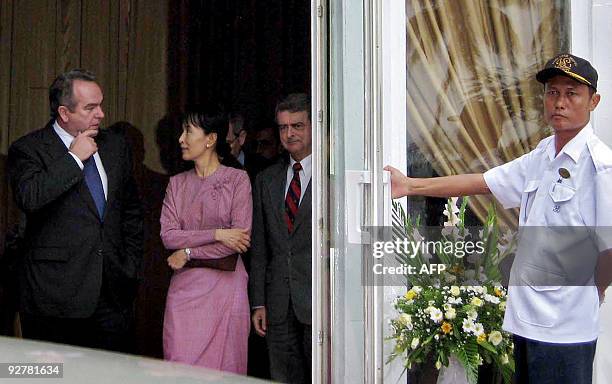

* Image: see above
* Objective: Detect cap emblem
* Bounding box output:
[553,55,577,71]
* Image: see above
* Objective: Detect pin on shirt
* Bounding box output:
[553,168,571,212]
[557,167,570,183]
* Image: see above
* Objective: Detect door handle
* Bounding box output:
[345,170,391,244]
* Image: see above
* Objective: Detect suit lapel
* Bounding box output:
[268,162,290,234]
[41,123,70,158]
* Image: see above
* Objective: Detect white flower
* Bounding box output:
[462,319,475,333]
[488,331,503,346]
[435,360,442,370]
[443,303,452,311]
[450,286,461,296]
[399,313,412,327]
[444,307,456,320]
[434,335,439,341]
[442,198,460,226]
[473,323,485,336]
[412,286,423,294]
[467,309,478,321]
[411,337,420,349]
[447,297,463,305]
[484,294,500,304]
[429,307,443,323]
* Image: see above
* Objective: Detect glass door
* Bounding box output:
[312,0,408,382]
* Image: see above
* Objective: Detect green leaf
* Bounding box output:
[453,347,479,384]
[478,340,498,354]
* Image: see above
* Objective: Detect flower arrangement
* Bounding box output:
[387,198,516,384]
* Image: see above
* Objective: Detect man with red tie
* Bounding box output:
[249,93,312,383]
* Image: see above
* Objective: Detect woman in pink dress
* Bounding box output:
[160,110,252,373]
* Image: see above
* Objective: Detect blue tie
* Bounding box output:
[83,157,105,219]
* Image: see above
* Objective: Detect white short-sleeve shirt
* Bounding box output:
[483,124,612,343]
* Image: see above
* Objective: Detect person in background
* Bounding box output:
[255,122,282,163]
[160,110,252,373]
[226,112,270,182]
[226,113,247,163]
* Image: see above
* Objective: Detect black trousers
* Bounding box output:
[20,288,134,353]
[513,334,597,384]
[266,300,311,384]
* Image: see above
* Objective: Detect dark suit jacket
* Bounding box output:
[7,121,143,318]
[249,157,311,325]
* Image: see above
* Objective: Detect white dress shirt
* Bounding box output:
[53,121,108,199]
[484,124,612,343]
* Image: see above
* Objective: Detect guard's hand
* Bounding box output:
[215,228,250,253]
[69,130,98,161]
[252,307,267,337]
[598,286,606,306]
[384,165,411,199]
[167,249,188,270]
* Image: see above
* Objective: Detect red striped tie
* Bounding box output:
[285,162,302,233]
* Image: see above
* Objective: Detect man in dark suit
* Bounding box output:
[249,93,312,383]
[7,69,143,352]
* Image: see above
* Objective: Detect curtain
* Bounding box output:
[405,0,569,227]
[168,0,311,128]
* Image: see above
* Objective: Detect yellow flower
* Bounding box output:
[450,286,461,296]
[471,297,483,307]
[444,307,456,320]
[405,290,417,300]
[488,330,503,346]
[494,287,503,297]
[399,313,412,327]
[435,360,442,370]
[477,333,486,343]
[441,322,453,334]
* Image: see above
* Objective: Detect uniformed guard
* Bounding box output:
[385,53,612,384]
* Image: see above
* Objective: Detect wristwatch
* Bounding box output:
[184,247,191,260]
